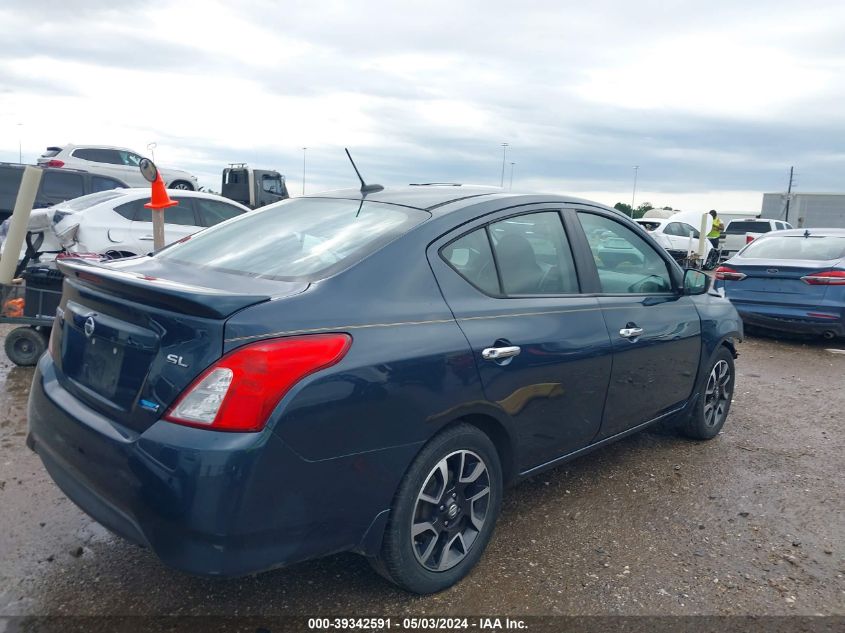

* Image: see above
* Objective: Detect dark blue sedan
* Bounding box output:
[27,186,742,593]
[715,228,845,340]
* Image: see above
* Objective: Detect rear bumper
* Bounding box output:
[733,303,845,336]
[27,356,411,576]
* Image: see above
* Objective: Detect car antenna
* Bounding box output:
[345,148,383,194]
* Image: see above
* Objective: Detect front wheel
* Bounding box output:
[4,326,48,366]
[169,180,194,190]
[371,424,503,594]
[684,346,735,440]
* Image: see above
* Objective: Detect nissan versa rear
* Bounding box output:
[28,187,742,594]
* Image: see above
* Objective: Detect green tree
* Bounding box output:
[613,202,633,216]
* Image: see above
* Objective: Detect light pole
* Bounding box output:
[630,165,639,217]
[500,143,509,187]
[302,147,307,195]
[17,123,22,163]
[509,162,515,191]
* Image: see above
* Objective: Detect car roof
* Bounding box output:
[63,144,135,152]
[304,185,611,213]
[51,188,250,211]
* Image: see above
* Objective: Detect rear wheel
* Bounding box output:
[169,180,194,191]
[4,326,48,366]
[371,424,502,594]
[684,346,735,440]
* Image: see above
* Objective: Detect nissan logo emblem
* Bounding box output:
[84,316,96,338]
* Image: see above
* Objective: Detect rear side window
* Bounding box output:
[489,212,579,295]
[91,176,127,192]
[727,221,770,234]
[73,148,118,163]
[741,235,845,261]
[194,198,244,226]
[441,228,499,295]
[156,198,429,281]
[41,172,84,199]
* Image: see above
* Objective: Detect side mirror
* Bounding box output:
[683,268,710,295]
[139,158,159,183]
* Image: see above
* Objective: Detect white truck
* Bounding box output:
[721,218,793,259]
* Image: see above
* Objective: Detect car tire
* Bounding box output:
[683,346,735,440]
[371,423,503,594]
[4,326,48,367]
[169,180,194,191]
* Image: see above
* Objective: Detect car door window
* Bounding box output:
[91,176,127,192]
[133,198,197,226]
[119,151,142,167]
[488,212,578,295]
[41,172,84,200]
[441,228,499,295]
[194,198,246,227]
[578,212,673,294]
[664,222,682,237]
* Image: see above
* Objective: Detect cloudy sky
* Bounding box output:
[2,0,844,211]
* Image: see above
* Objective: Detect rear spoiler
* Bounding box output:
[57,258,271,319]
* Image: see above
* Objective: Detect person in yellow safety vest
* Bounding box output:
[707,209,724,249]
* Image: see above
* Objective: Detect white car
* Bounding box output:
[636,217,714,262]
[722,218,793,259]
[37,145,199,190]
[10,189,250,260]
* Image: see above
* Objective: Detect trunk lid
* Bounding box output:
[725,258,840,306]
[52,257,307,432]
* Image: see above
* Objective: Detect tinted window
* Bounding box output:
[0,166,23,198]
[73,148,119,163]
[114,199,140,220]
[726,221,770,234]
[41,172,84,200]
[91,176,127,192]
[194,198,245,227]
[441,228,499,295]
[740,235,845,261]
[133,198,197,226]
[40,148,61,158]
[488,212,578,295]
[578,213,673,294]
[119,151,142,167]
[156,198,428,281]
[664,222,683,236]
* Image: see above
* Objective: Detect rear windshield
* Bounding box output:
[40,147,62,158]
[156,197,429,281]
[58,189,128,211]
[726,221,769,234]
[740,235,845,261]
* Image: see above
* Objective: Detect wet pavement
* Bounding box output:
[0,324,843,617]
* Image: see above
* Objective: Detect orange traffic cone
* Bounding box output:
[144,172,179,210]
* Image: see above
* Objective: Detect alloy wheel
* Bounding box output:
[704,359,732,428]
[411,450,491,572]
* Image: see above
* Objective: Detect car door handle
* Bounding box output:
[482,346,521,361]
[619,327,644,338]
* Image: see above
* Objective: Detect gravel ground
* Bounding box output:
[0,324,843,619]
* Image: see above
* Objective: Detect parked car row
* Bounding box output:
[38,144,198,191]
[0,189,251,263]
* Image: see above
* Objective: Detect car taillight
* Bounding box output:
[745,235,755,244]
[800,270,845,286]
[45,159,64,167]
[714,266,746,281]
[164,334,352,432]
